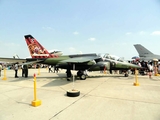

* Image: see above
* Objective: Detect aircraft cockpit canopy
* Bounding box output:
[117,57,124,62]
[101,53,125,62]
[103,54,118,60]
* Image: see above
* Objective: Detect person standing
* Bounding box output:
[14,63,19,78]
[21,64,25,77]
[23,64,28,78]
[48,65,53,73]
[158,63,160,74]
[147,62,153,79]
[0,63,2,77]
[55,67,59,73]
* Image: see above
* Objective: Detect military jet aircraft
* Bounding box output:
[0,35,141,80]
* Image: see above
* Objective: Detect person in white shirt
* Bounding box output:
[14,63,19,78]
[147,62,153,78]
[48,65,53,73]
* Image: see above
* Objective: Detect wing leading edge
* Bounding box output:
[0,58,26,63]
[59,56,101,63]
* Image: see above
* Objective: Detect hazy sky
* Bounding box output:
[0,0,160,59]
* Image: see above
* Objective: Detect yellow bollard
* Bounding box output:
[31,74,41,107]
[2,68,7,80]
[133,69,139,86]
[37,68,40,75]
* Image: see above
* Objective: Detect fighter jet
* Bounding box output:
[0,35,141,80]
[134,44,160,61]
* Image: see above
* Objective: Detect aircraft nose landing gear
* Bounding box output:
[124,70,129,77]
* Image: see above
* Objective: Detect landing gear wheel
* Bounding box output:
[80,74,86,80]
[67,78,71,81]
[66,89,80,97]
[77,70,82,77]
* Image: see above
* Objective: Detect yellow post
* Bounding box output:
[133,68,139,86]
[154,61,158,76]
[37,68,40,75]
[2,68,7,80]
[31,74,41,107]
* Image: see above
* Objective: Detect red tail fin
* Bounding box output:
[24,35,58,58]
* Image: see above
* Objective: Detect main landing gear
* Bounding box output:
[77,70,87,80]
[66,70,87,80]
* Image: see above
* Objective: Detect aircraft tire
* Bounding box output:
[77,71,82,77]
[80,74,86,80]
[66,90,80,97]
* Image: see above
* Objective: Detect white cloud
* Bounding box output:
[4,42,20,47]
[73,31,79,35]
[42,27,54,31]
[69,47,76,52]
[126,32,132,35]
[88,38,96,41]
[151,31,160,35]
[139,31,145,35]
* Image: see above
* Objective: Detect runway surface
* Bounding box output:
[0,68,160,120]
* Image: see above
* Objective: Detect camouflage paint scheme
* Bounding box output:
[0,35,141,79]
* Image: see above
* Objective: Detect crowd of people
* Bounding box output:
[129,59,160,76]
[48,65,60,73]
[0,63,61,78]
[13,62,28,78]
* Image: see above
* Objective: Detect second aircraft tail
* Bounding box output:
[134,44,153,57]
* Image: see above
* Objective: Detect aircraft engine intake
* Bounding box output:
[87,61,110,71]
[87,60,96,65]
[111,61,116,67]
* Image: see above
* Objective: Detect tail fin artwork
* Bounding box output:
[134,44,153,57]
[24,35,59,59]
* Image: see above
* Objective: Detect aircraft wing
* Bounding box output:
[0,57,26,63]
[59,56,100,63]
[18,60,44,65]
[0,57,44,65]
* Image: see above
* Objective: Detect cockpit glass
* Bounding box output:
[98,53,125,62]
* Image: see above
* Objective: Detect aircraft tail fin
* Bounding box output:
[134,44,153,57]
[24,35,58,58]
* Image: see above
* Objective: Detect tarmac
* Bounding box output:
[0,68,160,120]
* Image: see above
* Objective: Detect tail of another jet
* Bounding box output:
[134,44,153,57]
[24,35,59,59]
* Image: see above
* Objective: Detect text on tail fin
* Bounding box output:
[134,44,153,57]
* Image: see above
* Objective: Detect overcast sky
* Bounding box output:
[0,0,160,59]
